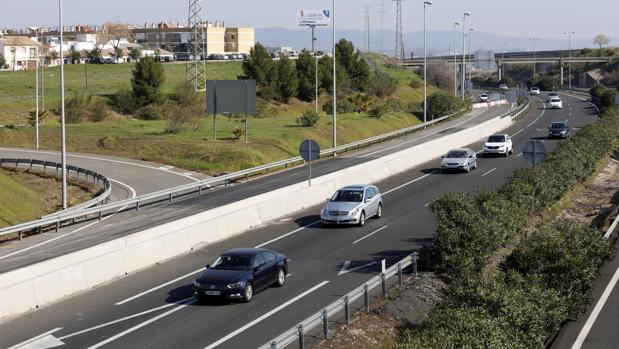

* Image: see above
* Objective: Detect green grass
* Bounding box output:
[0,61,242,124]
[0,169,47,228]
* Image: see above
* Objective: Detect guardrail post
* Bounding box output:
[169,193,173,203]
[18,230,22,240]
[225,179,229,187]
[381,272,387,297]
[198,185,202,194]
[298,324,304,349]
[344,295,350,324]
[412,252,419,279]
[397,262,403,288]
[99,211,103,221]
[322,308,329,339]
[270,341,277,349]
[136,202,140,211]
[364,284,370,311]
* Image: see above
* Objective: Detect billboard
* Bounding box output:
[297,10,331,27]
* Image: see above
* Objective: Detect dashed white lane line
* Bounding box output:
[254,221,321,249]
[0,147,200,182]
[382,172,435,196]
[481,168,497,177]
[526,118,540,128]
[115,269,203,305]
[203,281,330,349]
[512,128,525,137]
[0,177,136,261]
[353,225,389,244]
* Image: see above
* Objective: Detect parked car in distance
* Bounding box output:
[547,92,559,102]
[321,185,383,227]
[547,121,570,139]
[441,148,477,173]
[482,134,513,157]
[548,98,563,109]
[193,248,288,303]
[529,87,541,95]
[499,83,509,90]
[479,93,489,102]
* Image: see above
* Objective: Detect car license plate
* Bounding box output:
[204,290,220,296]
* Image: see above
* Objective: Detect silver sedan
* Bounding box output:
[320,185,383,227]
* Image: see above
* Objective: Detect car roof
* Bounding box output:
[531,87,539,89]
[447,148,473,152]
[339,184,373,190]
[551,121,567,126]
[222,248,273,256]
[489,133,508,137]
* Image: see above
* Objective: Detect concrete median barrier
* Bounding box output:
[0,111,513,322]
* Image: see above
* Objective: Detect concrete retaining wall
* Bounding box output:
[0,112,513,322]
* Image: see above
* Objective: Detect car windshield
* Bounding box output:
[551,98,561,102]
[487,135,505,142]
[211,255,252,270]
[481,94,488,97]
[446,150,468,158]
[331,190,364,202]
[551,123,566,129]
[531,87,539,90]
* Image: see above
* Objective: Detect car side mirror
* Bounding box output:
[441,155,445,158]
[326,198,330,202]
[365,198,370,203]
[205,264,210,269]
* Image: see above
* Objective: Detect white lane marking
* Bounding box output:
[0,177,136,261]
[254,220,321,248]
[86,298,196,349]
[512,128,525,137]
[481,168,496,177]
[570,266,619,349]
[338,261,379,276]
[204,281,330,349]
[59,298,195,340]
[352,225,389,244]
[517,153,523,157]
[382,172,435,196]
[115,269,203,305]
[108,178,137,199]
[526,118,540,128]
[8,327,63,349]
[360,107,494,158]
[0,147,200,182]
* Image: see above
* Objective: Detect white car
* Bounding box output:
[548,98,563,109]
[479,93,489,102]
[441,148,477,173]
[547,92,559,102]
[529,87,541,95]
[482,134,513,157]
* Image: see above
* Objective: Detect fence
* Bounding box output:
[0,101,527,242]
[259,253,419,349]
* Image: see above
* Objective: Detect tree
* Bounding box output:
[317,55,334,94]
[129,48,141,62]
[0,55,5,69]
[369,71,398,98]
[70,49,81,64]
[276,56,298,103]
[240,43,274,88]
[592,34,611,57]
[47,50,59,64]
[102,22,133,61]
[131,56,165,107]
[88,48,101,61]
[334,39,370,93]
[295,50,317,102]
[425,90,463,118]
[427,62,455,92]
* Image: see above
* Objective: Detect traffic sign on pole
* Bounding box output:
[299,139,320,186]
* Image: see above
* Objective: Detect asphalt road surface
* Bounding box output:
[0,94,599,349]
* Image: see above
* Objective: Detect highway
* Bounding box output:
[0,92,599,349]
[0,148,207,201]
[0,104,510,271]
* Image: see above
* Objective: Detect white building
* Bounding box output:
[0,36,37,71]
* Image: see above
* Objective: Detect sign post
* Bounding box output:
[522,140,546,167]
[299,139,320,186]
[298,10,330,114]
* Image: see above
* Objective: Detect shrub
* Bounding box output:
[368,70,398,97]
[137,104,166,120]
[232,127,244,140]
[296,110,320,127]
[322,98,354,114]
[424,90,464,118]
[131,56,165,107]
[367,101,388,118]
[89,97,110,122]
[165,104,200,133]
[27,109,49,126]
[65,92,91,123]
[112,87,138,115]
[386,98,404,113]
[410,78,422,89]
[255,99,279,118]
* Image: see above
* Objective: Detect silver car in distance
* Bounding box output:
[320,185,383,227]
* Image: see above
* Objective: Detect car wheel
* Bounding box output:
[358,211,366,227]
[243,283,254,303]
[509,148,514,155]
[376,203,383,219]
[275,268,286,287]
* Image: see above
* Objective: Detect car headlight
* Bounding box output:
[351,208,359,216]
[227,282,244,289]
[193,280,201,287]
[321,208,326,215]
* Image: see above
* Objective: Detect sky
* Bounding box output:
[1,0,617,46]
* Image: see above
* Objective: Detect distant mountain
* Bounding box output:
[255,27,602,56]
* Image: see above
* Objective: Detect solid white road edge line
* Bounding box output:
[338,261,379,276]
[0,177,136,261]
[59,297,195,341]
[481,168,497,177]
[114,269,203,305]
[352,225,389,245]
[203,281,330,349]
[86,298,196,349]
[7,327,63,349]
[570,265,619,349]
[0,147,200,182]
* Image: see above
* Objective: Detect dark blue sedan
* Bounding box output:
[193,248,288,302]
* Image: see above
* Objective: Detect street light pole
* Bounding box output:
[332,0,337,156]
[59,0,68,210]
[468,28,473,89]
[530,37,538,78]
[461,12,469,100]
[423,1,431,125]
[453,22,459,96]
[30,27,40,149]
[311,25,318,113]
[564,31,574,89]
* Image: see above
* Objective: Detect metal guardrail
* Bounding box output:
[0,103,524,242]
[0,158,111,238]
[259,253,417,349]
